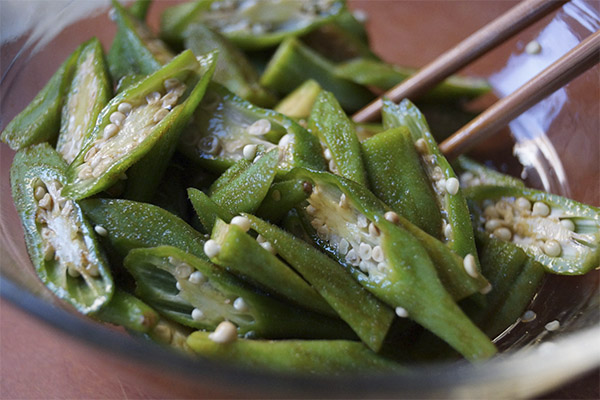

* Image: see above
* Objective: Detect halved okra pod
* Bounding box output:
[63,49,216,200]
[94,288,159,333]
[187,333,404,375]
[274,79,322,119]
[466,185,600,275]
[255,178,313,223]
[124,245,355,339]
[287,168,496,361]
[10,143,113,314]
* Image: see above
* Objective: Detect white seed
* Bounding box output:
[43,243,55,261]
[358,243,372,260]
[117,102,132,114]
[38,193,53,210]
[162,92,179,108]
[484,219,503,232]
[384,211,399,224]
[532,201,550,217]
[189,271,206,284]
[431,166,444,181]
[371,246,384,263]
[175,263,193,279]
[479,283,493,295]
[306,205,317,215]
[146,91,161,104]
[153,108,169,123]
[94,225,108,237]
[515,197,532,211]
[203,240,221,258]
[256,234,266,244]
[463,254,478,278]
[445,177,460,195]
[278,133,294,147]
[543,239,561,257]
[376,263,388,273]
[34,185,47,201]
[103,123,119,139]
[358,261,369,273]
[176,281,182,291]
[436,179,447,193]
[209,321,238,343]
[310,218,323,230]
[521,310,537,322]
[247,119,271,136]
[525,40,542,55]
[357,214,368,229]
[368,223,380,237]
[338,193,348,208]
[323,148,332,161]
[544,320,560,331]
[560,219,575,231]
[110,111,126,126]
[493,227,512,241]
[78,165,93,180]
[338,238,349,255]
[233,297,249,312]
[191,308,204,321]
[483,205,499,219]
[198,135,220,154]
[164,78,181,90]
[414,138,428,154]
[328,159,338,174]
[346,248,360,266]
[444,223,453,239]
[242,144,257,160]
[230,216,251,232]
[85,263,100,277]
[395,306,409,318]
[67,264,80,277]
[260,241,276,254]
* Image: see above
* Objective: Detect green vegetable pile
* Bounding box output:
[2,0,599,375]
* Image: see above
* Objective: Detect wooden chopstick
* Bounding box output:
[351,0,568,123]
[439,30,600,159]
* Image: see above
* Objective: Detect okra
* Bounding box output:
[454,156,525,189]
[188,187,234,232]
[289,169,495,360]
[147,317,193,352]
[94,288,159,333]
[255,178,313,223]
[183,23,276,107]
[129,0,153,21]
[243,214,396,352]
[1,44,81,150]
[56,38,112,164]
[209,218,335,316]
[63,50,216,200]
[207,159,251,196]
[124,245,355,339]
[274,79,322,119]
[308,90,369,187]
[466,185,600,275]
[10,144,113,314]
[187,333,403,374]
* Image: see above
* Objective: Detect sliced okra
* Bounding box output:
[362,127,442,238]
[308,90,369,187]
[124,245,355,339]
[288,169,496,361]
[178,83,325,174]
[383,99,481,270]
[274,79,322,120]
[209,218,335,317]
[187,333,403,374]
[94,288,159,333]
[243,214,396,352]
[63,49,216,200]
[260,37,375,113]
[255,178,313,223]
[10,144,113,314]
[147,317,194,352]
[128,0,153,21]
[1,43,81,150]
[80,198,208,261]
[184,23,276,107]
[466,185,600,275]
[56,38,112,164]
[188,187,234,232]
[160,0,344,50]
[454,156,526,189]
[207,159,251,196]
[355,123,384,142]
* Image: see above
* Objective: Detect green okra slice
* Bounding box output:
[188,187,234,233]
[187,333,403,375]
[1,44,81,150]
[466,185,600,275]
[335,58,491,102]
[274,79,322,119]
[129,0,152,21]
[10,144,113,314]
[183,23,276,107]
[362,127,442,238]
[260,38,374,113]
[355,123,384,142]
[243,214,395,352]
[255,178,313,223]
[94,288,159,333]
[209,218,335,316]
[56,38,112,164]
[124,246,355,339]
[207,159,251,196]
[80,198,208,261]
[63,50,216,200]
[288,169,495,360]
[178,83,325,174]
[383,99,481,270]
[160,0,344,50]
[308,90,368,187]
[454,156,526,189]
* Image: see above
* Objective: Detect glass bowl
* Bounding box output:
[1,0,598,398]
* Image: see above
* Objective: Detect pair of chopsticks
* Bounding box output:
[351,0,600,160]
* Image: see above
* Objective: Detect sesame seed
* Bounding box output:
[230,216,251,232]
[395,307,409,318]
[209,321,238,343]
[203,240,221,258]
[445,177,460,195]
[532,201,550,217]
[191,308,204,321]
[94,225,108,237]
[242,144,257,160]
[544,320,560,331]
[463,254,478,278]
[189,271,206,284]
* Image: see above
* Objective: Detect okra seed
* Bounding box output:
[525,40,542,55]
[271,189,281,201]
[176,263,193,279]
[339,238,349,255]
[162,92,179,108]
[543,239,562,257]
[414,138,428,154]
[103,123,119,139]
[357,214,368,228]
[368,223,380,237]
[117,102,132,114]
[372,246,384,263]
[38,193,53,210]
[358,243,372,260]
[484,219,503,232]
[395,307,409,318]
[545,320,560,331]
[34,185,47,201]
[560,219,575,231]
[198,135,220,154]
[521,310,537,322]
[278,133,294,148]
[436,179,447,193]
[483,205,499,219]
[479,283,493,295]
[463,254,478,278]
[444,223,453,239]
[189,271,206,284]
[146,91,161,105]
[43,243,55,261]
[242,144,258,160]
[338,193,348,208]
[94,225,108,237]
[233,297,249,312]
[328,159,339,174]
[377,263,388,273]
[384,211,400,224]
[230,216,251,232]
[323,148,332,161]
[110,111,126,126]
[176,281,182,291]
[317,225,329,238]
[67,264,80,278]
[306,205,317,215]
[431,166,444,181]
[532,201,550,217]
[445,177,460,195]
[346,249,360,266]
[77,166,93,180]
[209,321,238,344]
[164,78,181,90]
[85,263,100,277]
[260,241,276,254]
[204,240,221,258]
[256,235,266,244]
[153,108,169,123]
[310,218,323,230]
[248,119,271,136]
[191,308,204,321]
[493,227,512,241]
[358,261,369,273]
[515,197,532,211]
